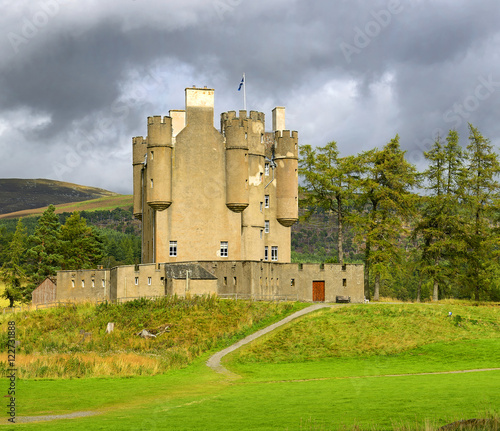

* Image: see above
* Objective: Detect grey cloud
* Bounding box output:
[1,0,500,194]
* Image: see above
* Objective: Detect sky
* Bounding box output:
[1,0,500,194]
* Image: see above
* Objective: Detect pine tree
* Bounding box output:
[60,211,104,270]
[0,219,28,306]
[26,204,62,287]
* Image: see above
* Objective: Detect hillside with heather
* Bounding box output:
[0,178,119,215]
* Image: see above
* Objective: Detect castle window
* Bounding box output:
[271,246,278,261]
[264,246,268,261]
[150,179,153,188]
[260,202,263,212]
[265,163,270,176]
[81,280,85,288]
[265,220,270,233]
[150,151,154,160]
[102,279,105,288]
[260,230,263,239]
[71,279,75,288]
[265,195,269,208]
[342,264,347,271]
[169,241,177,257]
[260,172,263,183]
[148,277,152,285]
[233,277,237,286]
[291,278,295,286]
[343,279,347,287]
[224,277,227,286]
[135,277,139,285]
[91,279,95,288]
[220,241,228,257]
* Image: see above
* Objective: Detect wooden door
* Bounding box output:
[312,281,325,302]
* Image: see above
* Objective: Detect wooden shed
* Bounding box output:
[32,277,57,305]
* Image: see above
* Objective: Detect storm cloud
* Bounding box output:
[1,0,499,193]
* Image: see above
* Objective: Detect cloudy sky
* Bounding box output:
[1,0,500,194]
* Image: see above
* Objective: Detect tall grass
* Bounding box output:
[0,295,304,379]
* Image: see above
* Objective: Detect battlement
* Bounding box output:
[147,116,173,148]
[147,115,171,125]
[221,110,265,130]
[275,130,299,158]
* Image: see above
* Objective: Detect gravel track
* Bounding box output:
[206,303,333,375]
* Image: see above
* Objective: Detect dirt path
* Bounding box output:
[206,303,333,375]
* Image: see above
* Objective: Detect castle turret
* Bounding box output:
[275,129,299,227]
[132,136,146,220]
[146,116,173,211]
[223,112,249,212]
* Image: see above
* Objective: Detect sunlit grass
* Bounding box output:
[0,296,306,379]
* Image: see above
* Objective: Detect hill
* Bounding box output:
[0,178,119,215]
[0,194,133,220]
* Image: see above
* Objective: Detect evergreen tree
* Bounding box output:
[460,124,500,300]
[60,211,104,270]
[26,205,62,287]
[0,219,28,306]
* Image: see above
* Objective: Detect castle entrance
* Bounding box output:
[312,281,325,302]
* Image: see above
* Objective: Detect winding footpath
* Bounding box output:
[206,303,334,375]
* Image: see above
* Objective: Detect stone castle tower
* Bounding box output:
[132,87,298,264]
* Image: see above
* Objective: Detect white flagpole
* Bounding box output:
[243,73,247,111]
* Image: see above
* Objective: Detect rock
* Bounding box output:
[137,329,156,338]
[106,322,115,334]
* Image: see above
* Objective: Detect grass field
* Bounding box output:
[2,302,499,430]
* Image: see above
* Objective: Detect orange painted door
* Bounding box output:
[312,281,325,302]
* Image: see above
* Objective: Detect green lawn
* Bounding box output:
[4,302,500,430]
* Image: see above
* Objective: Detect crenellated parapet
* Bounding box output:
[221,110,266,156]
[274,130,299,227]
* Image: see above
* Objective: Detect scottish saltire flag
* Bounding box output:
[238,75,244,91]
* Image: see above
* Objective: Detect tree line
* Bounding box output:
[0,205,141,306]
[300,124,500,302]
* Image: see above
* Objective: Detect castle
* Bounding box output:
[133,86,297,264]
[48,87,364,304]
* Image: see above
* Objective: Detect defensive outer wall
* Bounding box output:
[55,262,364,303]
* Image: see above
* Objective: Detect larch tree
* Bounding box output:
[355,135,418,300]
[460,124,500,300]
[299,141,360,264]
[415,131,465,301]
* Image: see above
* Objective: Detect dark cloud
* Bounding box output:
[1,0,500,193]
